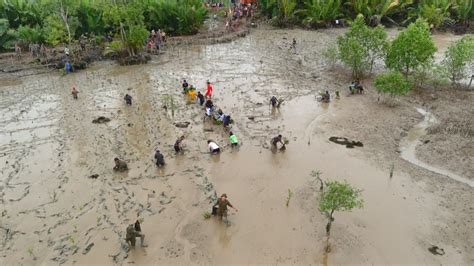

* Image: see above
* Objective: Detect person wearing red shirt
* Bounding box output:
[205,81,213,99]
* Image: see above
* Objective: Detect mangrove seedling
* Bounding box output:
[319,180,363,252]
[27,247,33,256]
[389,163,395,178]
[286,189,293,207]
[202,212,211,220]
[161,95,177,117]
[311,170,324,191]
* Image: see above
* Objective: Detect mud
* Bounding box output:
[92,117,111,124]
[0,27,473,265]
[428,245,446,256]
[328,136,363,148]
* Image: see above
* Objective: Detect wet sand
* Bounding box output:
[0,28,473,265]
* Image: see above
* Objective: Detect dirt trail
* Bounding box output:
[0,28,472,265]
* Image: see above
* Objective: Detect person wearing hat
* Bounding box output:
[213,193,238,221]
[154,150,165,167]
[113,158,128,172]
[205,81,213,99]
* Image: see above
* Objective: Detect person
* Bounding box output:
[215,109,224,121]
[174,136,185,153]
[155,30,161,50]
[182,80,189,93]
[205,99,214,109]
[208,140,220,154]
[205,99,214,117]
[124,94,133,106]
[292,38,296,49]
[321,90,330,102]
[154,150,165,167]
[349,80,363,94]
[160,30,166,42]
[213,193,238,221]
[197,91,205,106]
[188,85,197,100]
[229,132,238,148]
[64,47,70,56]
[71,87,78,100]
[65,62,72,74]
[205,81,213,99]
[113,158,128,172]
[223,114,231,128]
[270,96,278,108]
[14,42,21,59]
[271,134,285,148]
[146,40,153,50]
[126,221,146,247]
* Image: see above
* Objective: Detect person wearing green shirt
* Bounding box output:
[229,132,238,148]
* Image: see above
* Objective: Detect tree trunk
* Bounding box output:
[119,22,132,57]
[60,1,71,44]
[325,211,334,253]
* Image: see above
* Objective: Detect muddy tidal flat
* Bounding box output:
[0,28,473,265]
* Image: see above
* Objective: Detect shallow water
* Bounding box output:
[0,28,471,265]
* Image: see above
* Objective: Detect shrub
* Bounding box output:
[337,14,388,78]
[374,71,413,96]
[297,0,342,28]
[441,35,474,88]
[386,19,436,75]
[322,44,338,68]
[0,18,17,51]
[17,25,45,44]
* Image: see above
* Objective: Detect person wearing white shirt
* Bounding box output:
[207,140,220,154]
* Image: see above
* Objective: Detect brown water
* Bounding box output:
[0,28,471,265]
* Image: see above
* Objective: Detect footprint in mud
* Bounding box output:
[329,136,363,149]
[159,192,174,205]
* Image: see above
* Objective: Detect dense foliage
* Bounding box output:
[337,14,388,78]
[0,0,208,51]
[374,71,413,96]
[386,19,437,75]
[258,0,473,28]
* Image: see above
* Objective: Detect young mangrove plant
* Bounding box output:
[319,180,363,252]
[311,170,324,191]
[202,211,211,220]
[286,189,293,207]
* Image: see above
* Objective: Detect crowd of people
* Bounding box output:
[70,74,363,248]
[224,0,257,31]
[146,29,166,51]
